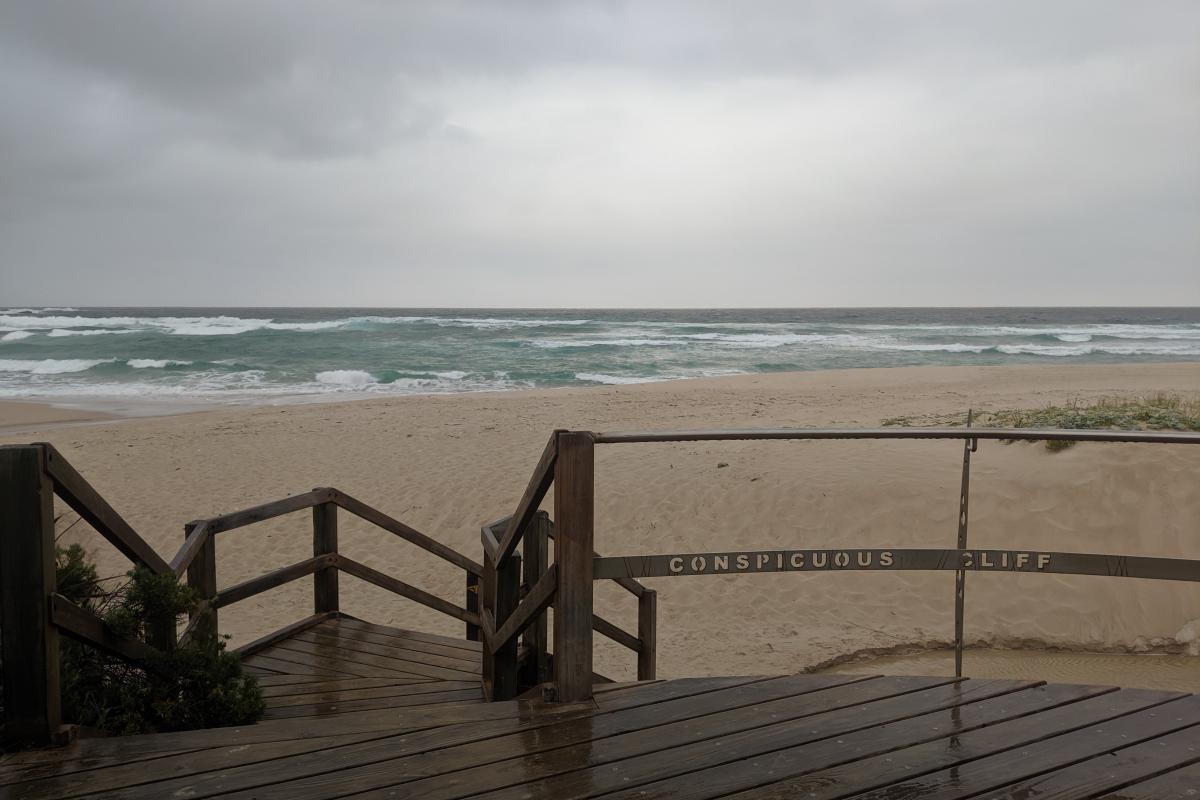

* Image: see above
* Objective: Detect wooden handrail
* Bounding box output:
[593,427,1200,445]
[201,488,333,535]
[48,594,163,667]
[38,443,171,575]
[171,519,209,577]
[494,433,559,565]
[589,611,640,652]
[488,565,557,651]
[331,489,483,574]
[543,526,648,598]
[213,555,338,609]
[337,555,481,627]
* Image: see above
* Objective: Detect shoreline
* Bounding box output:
[4,361,1198,681]
[4,359,1200,434]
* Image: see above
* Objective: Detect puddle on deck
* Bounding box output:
[819,649,1200,693]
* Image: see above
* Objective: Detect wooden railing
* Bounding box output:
[173,486,482,654]
[0,444,481,748]
[479,431,657,702]
[487,425,1200,704]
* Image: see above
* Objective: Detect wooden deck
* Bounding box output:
[1,617,1197,799]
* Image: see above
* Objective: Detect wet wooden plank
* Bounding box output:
[347,676,990,800]
[269,638,476,683]
[294,629,480,676]
[641,686,1178,800]
[1095,760,1200,799]
[332,617,482,653]
[261,688,482,720]
[311,620,483,664]
[86,677,764,800]
[263,680,478,709]
[837,694,1200,799]
[255,642,428,680]
[973,725,1200,799]
[194,675,872,800]
[240,654,346,677]
[259,677,441,701]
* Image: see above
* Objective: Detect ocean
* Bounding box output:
[2,307,1198,406]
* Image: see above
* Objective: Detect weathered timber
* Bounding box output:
[213,555,336,609]
[593,426,1200,445]
[727,685,1169,800]
[330,489,482,574]
[495,431,559,565]
[311,619,481,662]
[385,676,983,800]
[271,636,475,682]
[494,564,557,652]
[1093,762,1200,799]
[591,611,641,652]
[520,511,551,687]
[48,593,163,666]
[838,694,1200,800]
[552,430,595,702]
[294,629,480,675]
[638,589,657,680]
[336,555,480,626]
[331,616,482,653]
[202,488,332,535]
[465,571,481,642]
[170,519,209,577]
[0,445,60,747]
[593,548,1200,581]
[312,500,338,614]
[181,521,217,644]
[482,540,521,699]
[234,611,340,657]
[37,442,171,575]
[544,523,648,597]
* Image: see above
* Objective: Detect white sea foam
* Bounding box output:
[127,359,193,369]
[0,358,112,374]
[316,369,377,386]
[997,342,1200,357]
[48,328,138,337]
[1,331,34,341]
[876,342,991,353]
[575,372,666,385]
[352,315,590,330]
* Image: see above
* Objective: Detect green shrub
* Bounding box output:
[881,393,1200,451]
[56,548,264,735]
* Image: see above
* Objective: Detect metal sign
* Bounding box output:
[592,548,1200,582]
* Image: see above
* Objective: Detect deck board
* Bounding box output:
[3,617,1198,800]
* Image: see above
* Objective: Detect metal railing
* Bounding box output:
[486,425,1200,703]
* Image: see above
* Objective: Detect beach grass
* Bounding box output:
[881,393,1200,450]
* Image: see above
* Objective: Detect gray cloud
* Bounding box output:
[1,1,1197,306]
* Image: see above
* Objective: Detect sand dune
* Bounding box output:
[3,362,1198,681]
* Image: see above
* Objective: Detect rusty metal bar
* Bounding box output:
[592,427,1200,445]
[954,410,975,678]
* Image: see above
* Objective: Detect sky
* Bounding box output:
[1,1,1197,308]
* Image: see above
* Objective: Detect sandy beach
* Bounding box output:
[3,362,1198,682]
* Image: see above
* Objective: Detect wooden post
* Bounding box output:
[494,552,522,700]
[312,500,339,614]
[520,511,551,688]
[553,431,594,703]
[480,550,496,698]
[183,522,217,646]
[0,445,61,747]
[637,589,657,681]
[465,571,481,642]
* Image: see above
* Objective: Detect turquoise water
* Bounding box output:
[1,307,1198,405]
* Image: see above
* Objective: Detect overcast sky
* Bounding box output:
[1,1,1197,307]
